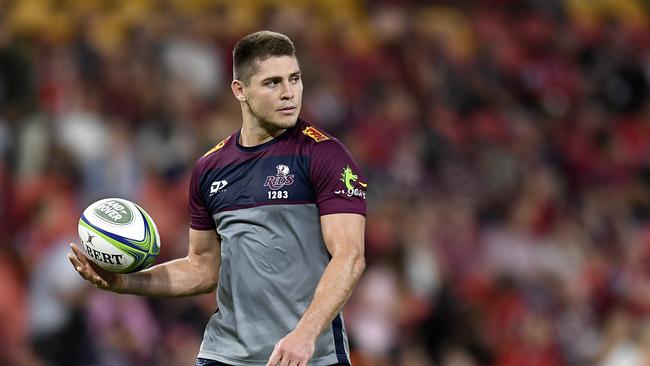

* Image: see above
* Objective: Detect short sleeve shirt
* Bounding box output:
[189,118,366,365]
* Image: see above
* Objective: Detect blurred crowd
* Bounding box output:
[1,0,650,365]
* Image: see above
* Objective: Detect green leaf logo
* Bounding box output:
[340,165,358,190]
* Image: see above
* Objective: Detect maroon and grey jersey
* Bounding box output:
[189,118,367,365]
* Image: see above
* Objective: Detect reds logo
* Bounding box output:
[264,164,295,190]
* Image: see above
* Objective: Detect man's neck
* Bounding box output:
[239,120,287,147]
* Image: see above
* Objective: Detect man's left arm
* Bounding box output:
[266,213,365,366]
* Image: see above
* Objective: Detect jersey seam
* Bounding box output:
[319,208,366,216]
[189,222,215,231]
[215,200,317,214]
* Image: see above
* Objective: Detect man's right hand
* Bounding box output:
[68,243,124,292]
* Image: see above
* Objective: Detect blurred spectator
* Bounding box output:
[28,241,89,365]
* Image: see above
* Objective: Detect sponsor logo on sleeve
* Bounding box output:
[335,165,367,199]
[302,126,330,142]
[203,136,231,157]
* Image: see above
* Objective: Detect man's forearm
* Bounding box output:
[115,257,218,297]
[295,254,365,339]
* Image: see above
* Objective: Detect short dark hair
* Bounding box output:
[233,30,296,85]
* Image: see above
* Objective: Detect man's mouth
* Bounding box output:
[278,106,297,114]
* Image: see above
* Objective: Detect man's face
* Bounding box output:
[241,55,303,130]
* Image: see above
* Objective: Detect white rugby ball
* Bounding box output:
[78,198,161,273]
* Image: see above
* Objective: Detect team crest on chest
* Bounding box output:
[264,164,295,190]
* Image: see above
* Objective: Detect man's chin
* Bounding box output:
[266,116,298,130]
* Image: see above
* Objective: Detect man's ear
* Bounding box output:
[231,80,246,102]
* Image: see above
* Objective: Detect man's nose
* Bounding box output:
[280,82,294,100]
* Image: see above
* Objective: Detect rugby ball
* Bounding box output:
[78,198,161,273]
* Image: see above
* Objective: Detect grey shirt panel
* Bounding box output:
[197,203,349,365]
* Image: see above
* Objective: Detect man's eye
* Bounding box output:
[266,80,278,87]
